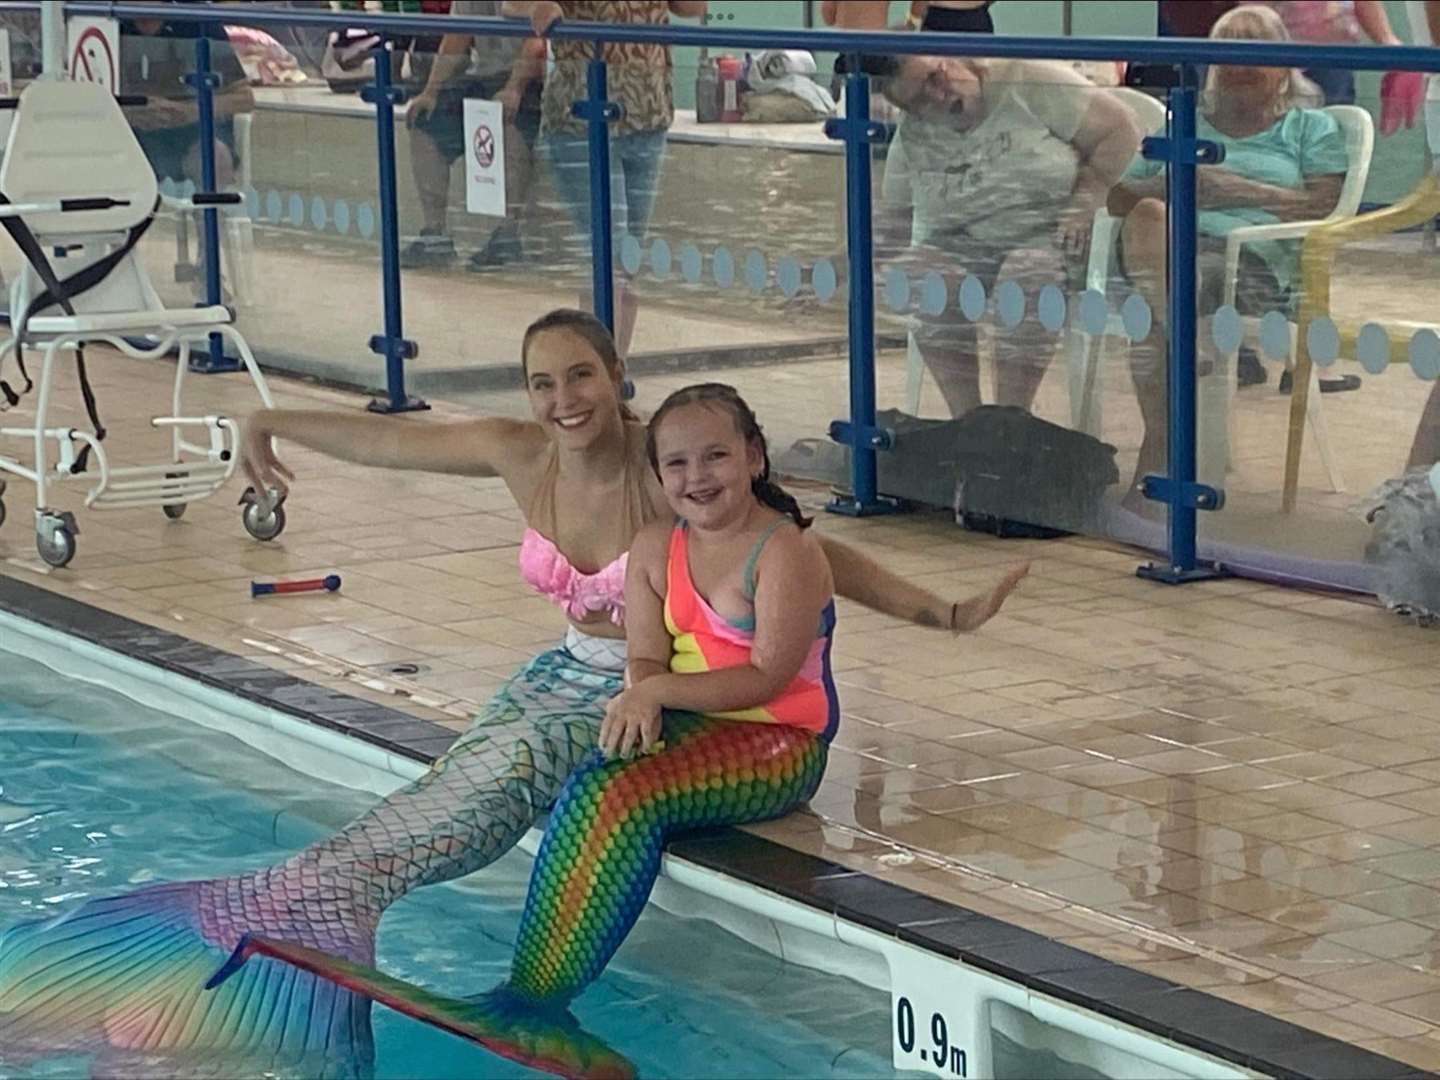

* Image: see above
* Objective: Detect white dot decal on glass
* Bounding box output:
[1305,316,1340,368]
[1259,310,1292,360]
[178,179,196,200]
[287,193,304,227]
[1037,285,1066,332]
[1121,293,1153,342]
[958,275,987,321]
[712,246,735,287]
[1211,304,1242,353]
[1409,329,1440,381]
[920,271,947,316]
[679,243,702,283]
[777,256,802,297]
[159,176,177,198]
[743,248,767,292]
[310,195,328,231]
[1430,461,1440,500]
[650,237,671,278]
[334,199,351,235]
[620,234,642,275]
[884,267,910,312]
[812,259,837,302]
[995,280,1025,329]
[242,188,258,219]
[1078,289,1108,335]
[1356,322,1389,374]
[265,190,282,222]
[356,202,375,239]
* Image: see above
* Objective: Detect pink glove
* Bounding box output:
[1380,71,1425,137]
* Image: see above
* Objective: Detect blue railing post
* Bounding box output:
[823,63,896,518]
[362,36,427,414]
[186,33,239,374]
[572,58,621,334]
[1137,74,1225,584]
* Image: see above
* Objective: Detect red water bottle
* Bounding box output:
[717,56,742,122]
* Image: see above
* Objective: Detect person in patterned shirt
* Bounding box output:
[505,1,707,359]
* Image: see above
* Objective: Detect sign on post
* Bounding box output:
[67,17,121,93]
[463,98,507,217]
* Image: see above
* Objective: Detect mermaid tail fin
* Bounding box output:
[0,883,373,1071]
[211,934,635,1080]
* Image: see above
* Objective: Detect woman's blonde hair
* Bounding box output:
[1203,4,1312,117]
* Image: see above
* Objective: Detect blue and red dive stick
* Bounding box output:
[251,574,341,598]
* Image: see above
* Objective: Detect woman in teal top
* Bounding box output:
[1107,3,1351,510]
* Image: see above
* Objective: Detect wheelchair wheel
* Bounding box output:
[162,471,187,520]
[37,523,76,569]
[242,500,286,542]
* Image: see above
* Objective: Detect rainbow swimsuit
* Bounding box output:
[213,519,837,1078]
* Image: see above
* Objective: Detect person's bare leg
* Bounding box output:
[575,278,639,359]
[1119,198,1170,513]
[408,129,452,234]
[1407,382,1440,469]
[993,247,1065,410]
[183,138,236,188]
[916,320,983,417]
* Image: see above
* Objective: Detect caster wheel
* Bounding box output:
[37,520,77,569]
[242,499,286,541]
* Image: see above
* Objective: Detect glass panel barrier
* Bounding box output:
[866,57,1164,543]
[1184,57,1439,598]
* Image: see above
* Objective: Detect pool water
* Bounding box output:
[0,653,906,1079]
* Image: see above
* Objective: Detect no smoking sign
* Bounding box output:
[68,18,121,91]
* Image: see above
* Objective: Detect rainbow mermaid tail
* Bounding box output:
[0,634,621,1075]
[216,714,826,1077]
[210,934,636,1080]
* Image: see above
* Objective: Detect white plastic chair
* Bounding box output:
[1199,104,1374,494]
[0,80,281,568]
[902,88,1168,427]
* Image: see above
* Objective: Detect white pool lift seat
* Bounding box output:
[0,79,284,569]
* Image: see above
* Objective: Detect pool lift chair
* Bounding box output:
[0,80,285,569]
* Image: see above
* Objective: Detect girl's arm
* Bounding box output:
[620,522,675,690]
[818,535,1027,632]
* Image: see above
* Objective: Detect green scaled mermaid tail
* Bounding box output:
[209,934,636,1080]
[214,715,826,1078]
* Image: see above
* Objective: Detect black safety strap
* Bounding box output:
[0,193,158,472]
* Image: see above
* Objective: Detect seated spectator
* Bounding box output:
[401,0,545,271]
[120,12,254,187]
[875,52,1140,416]
[1107,4,1350,511]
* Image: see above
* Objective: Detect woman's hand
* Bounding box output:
[600,686,663,760]
[950,562,1029,633]
[237,414,294,499]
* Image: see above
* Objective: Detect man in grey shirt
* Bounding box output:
[401,0,543,271]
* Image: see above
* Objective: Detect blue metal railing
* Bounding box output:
[46,2,1440,580]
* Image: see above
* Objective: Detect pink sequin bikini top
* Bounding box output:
[518,422,659,627]
[519,529,630,625]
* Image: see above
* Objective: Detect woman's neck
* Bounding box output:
[1205,90,1280,135]
[554,417,631,486]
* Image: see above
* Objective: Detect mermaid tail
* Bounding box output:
[210,934,636,1080]
[0,635,621,1072]
[224,714,826,1075]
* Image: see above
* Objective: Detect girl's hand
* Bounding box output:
[601,687,663,760]
[951,562,1029,633]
